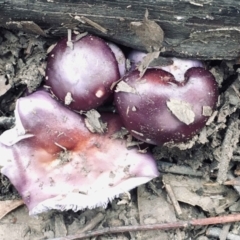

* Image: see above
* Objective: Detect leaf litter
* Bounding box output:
[1,28,240,240]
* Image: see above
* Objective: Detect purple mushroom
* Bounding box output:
[114,67,218,145]
[0,91,159,215]
[45,34,122,111]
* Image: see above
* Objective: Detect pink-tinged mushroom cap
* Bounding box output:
[0,91,158,215]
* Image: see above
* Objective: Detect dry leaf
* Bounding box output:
[115,81,136,93]
[6,21,47,36]
[162,174,239,214]
[0,199,24,220]
[64,92,74,105]
[164,135,198,150]
[117,192,131,205]
[166,99,195,125]
[111,127,129,139]
[84,109,107,133]
[126,140,143,148]
[202,106,213,116]
[130,9,164,52]
[137,51,160,78]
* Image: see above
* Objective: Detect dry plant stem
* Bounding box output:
[80,16,108,34]
[164,183,182,217]
[49,214,240,240]
[207,227,240,240]
[217,113,240,184]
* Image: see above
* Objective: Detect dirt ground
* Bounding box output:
[0,28,240,240]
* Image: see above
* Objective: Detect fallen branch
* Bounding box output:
[49,213,240,240]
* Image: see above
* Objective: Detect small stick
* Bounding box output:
[80,16,108,34]
[48,213,240,240]
[66,29,73,49]
[54,142,67,151]
[220,224,231,240]
[224,179,240,186]
[164,183,182,217]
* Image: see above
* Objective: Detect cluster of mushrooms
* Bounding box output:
[0,34,218,215]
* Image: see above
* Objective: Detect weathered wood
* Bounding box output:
[1,0,240,60]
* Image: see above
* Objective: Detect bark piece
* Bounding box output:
[1,1,240,59]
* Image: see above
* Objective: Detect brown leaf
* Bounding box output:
[130,9,164,52]
[111,127,129,139]
[166,99,195,125]
[137,51,160,78]
[6,21,47,36]
[162,174,239,214]
[115,81,136,94]
[84,109,107,133]
[202,106,213,117]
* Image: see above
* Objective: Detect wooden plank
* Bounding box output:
[1,0,240,60]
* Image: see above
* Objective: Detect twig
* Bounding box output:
[164,183,182,217]
[79,16,108,34]
[48,213,240,240]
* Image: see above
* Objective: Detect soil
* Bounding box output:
[0,27,240,240]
